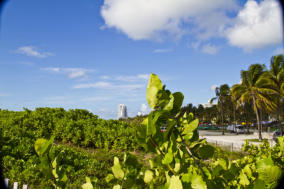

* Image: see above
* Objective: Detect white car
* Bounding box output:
[235,125,245,134]
[227,125,245,134]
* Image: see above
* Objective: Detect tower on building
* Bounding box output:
[118,104,128,119]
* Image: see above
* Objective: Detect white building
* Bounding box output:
[118,104,128,119]
[201,102,216,108]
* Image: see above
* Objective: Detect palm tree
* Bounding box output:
[231,64,276,141]
[260,55,284,131]
[210,84,231,135]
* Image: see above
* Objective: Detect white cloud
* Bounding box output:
[153,48,173,53]
[100,74,150,82]
[73,81,144,90]
[137,74,149,80]
[210,84,218,91]
[16,46,53,58]
[44,67,95,79]
[201,43,219,54]
[226,0,282,51]
[273,47,284,55]
[101,0,238,41]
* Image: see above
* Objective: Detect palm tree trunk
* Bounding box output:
[245,108,249,134]
[252,96,262,141]
[233,105,236,127]
[277,100,282,134]
[221,102,224,135]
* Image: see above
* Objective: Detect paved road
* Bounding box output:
[198,130,276,150]
[198,130,237,136]
[198,129,255,136]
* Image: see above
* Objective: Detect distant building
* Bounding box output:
[118,104,128,119]
[201,103,216,108]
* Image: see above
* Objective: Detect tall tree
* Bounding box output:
[210,84,231,135]
[260,55,284,132]
[232,64,276,141]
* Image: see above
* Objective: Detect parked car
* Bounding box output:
[227,125,235,133]
[235,125,245,134]
[227,125,245,134]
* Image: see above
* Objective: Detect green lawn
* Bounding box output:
[245,138,268,142]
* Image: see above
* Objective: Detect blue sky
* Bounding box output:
[0,0,283,119]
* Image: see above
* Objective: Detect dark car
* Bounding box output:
[273,130,284,142]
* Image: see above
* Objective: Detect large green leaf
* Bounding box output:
[216,158,228,170]
[256,158,282,184]
[278,136,284,152]
[253,179,266,189]
[198,145,215,159]
[111,157,124,180]
[172,92,184,113]
[183,119,199,134]
[113,184,121,189]
[144,170,154,183]
[34,136,54,156]
[162,152,173,165]
[191,175,207,189]
[147,73,163,109]
[105,174,114,183]
[239,171,250,186]
[82,177,93,189]
[163,94,174,111]
[169,175,183,189]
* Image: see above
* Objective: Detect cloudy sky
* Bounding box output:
[0,0,283,119]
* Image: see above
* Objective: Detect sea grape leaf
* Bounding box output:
[144,170,154,184]
[163,94,174,111]
[147,112,156,136]
[256,158,281,184]
[243,165,252,178]
[169,175,183,189]
[105,174,114,183]
[202,166,212,180]
[34,139,47,156]
[253,179,266,189]
[172,92,184,113]
[147,73,163,109]
[113,184,121,189]
[191,174,207,189]
[183,119,199,134]
[198,145,215,159]
[278,136,284,152]
[34,136,55,157]
[82,177,93,189]
[174,159,181,173]
[112,157,124,180]
[239,171,250,186]
[181,173,192,183]
[216,158,228,170]
[162,152,173,165]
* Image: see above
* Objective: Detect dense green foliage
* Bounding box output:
[0,108,139,188]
